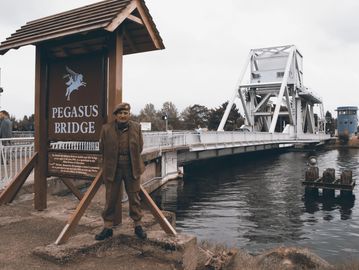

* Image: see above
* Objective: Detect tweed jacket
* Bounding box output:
[100,120,145,182]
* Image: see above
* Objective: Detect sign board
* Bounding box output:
[140,122,151,131]
[48,151,102,179]
[48,53,106,141]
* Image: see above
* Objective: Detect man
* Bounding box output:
[95,102,147,240]
[0,110,13,141]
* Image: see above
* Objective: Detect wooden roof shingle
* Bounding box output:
[0,0,164,55]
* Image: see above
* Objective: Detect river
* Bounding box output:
[151,148,359,263]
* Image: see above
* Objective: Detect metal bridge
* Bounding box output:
[219,45,325,135]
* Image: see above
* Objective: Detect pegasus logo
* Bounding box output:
[63,66,87,101]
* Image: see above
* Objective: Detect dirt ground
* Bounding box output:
[0,187,179,270]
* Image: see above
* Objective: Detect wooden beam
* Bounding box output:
[105,1,137,32]
[61,178,83,200]
[123,26,137,53]
[55,169,103,245]
[34,46,48,210]
[0,153,38,205]
[134,0,162,49]
[107,30,123,121]
[127,14,143,25]
[140,186,177,236]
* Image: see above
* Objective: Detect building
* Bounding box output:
[336,106,358,139]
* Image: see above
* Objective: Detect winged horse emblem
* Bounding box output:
[63,66,87,101]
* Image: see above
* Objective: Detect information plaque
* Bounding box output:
[48,151,102,179]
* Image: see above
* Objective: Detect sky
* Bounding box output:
[0,0,358,119]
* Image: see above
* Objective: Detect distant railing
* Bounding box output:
[0,131,330,189]
[12,131,35,138]
[0,137,34,189]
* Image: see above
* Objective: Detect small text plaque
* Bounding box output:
[48,151,102,179]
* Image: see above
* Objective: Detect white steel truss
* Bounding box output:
[218,45,325,135]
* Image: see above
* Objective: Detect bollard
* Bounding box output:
[322,168,335,183]
[340,170,352,185]
[305,167,319,181]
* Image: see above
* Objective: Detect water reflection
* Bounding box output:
[151,149,359,262]
[304,195,355,220]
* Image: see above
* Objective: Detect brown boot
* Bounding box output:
[95,228,113,241]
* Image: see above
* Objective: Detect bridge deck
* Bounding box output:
[0,132,330,188]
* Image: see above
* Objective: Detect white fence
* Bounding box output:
[0,131,330,189]
[0,137,34,189]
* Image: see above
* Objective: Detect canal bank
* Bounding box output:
[1,148,358,269]
[0,186,351,270]
[151,148,359,264]
[1,187,358,270]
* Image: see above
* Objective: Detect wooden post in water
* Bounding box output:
[340,170,353,197]
[305,166,319,197]
[322,168,335,198]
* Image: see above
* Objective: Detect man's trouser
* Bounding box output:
[102,163,142,228]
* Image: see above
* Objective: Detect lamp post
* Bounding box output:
[162,114,168,131]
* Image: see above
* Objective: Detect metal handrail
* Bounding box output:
[0,131,330,189]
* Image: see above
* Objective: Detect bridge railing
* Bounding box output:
[295,133,329,141]
[197,131,291,145]
[0,137,35,189]
[0,131,330,188]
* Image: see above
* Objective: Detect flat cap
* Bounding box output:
[113,102,131,114]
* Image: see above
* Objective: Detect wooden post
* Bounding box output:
[34,46,48,210]
[61,178,83,200]
[108,29,123,120]
[140,186,177,236]
[107,29,124,223]
[55,169,103,245]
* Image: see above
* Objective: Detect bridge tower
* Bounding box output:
[218,45,325,135]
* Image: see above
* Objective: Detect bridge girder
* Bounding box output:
[218,45,325,135]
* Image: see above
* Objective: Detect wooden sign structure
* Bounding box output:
[0,0,176,244]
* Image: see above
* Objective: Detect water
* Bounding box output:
[151,149,359,263]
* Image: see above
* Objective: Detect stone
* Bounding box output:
[255,247,332,269]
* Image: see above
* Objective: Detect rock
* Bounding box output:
[255,247,332,269]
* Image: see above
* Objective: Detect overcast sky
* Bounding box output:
[0,0,358,119]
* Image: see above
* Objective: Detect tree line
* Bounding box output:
[131,101,245,131]
[9,101,245,132]
[10,114,35,131]
[10,104,340,133]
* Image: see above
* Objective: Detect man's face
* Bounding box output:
[0,113,4,120]
[115,110,130,123]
